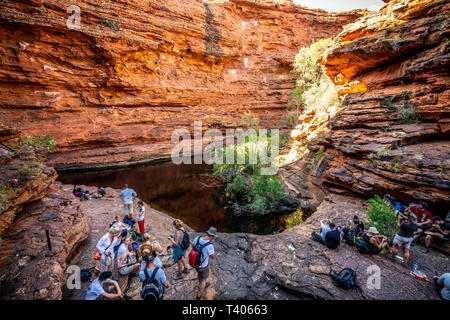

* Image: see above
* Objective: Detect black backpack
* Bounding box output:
[355,238,371,254]
[140,268,163,300]
[80,267,95,282]
[330,268,357,289]
[180,231,190,251]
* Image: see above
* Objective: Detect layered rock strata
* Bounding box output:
[0,0,360,168]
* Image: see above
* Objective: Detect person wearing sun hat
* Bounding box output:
[392,211,417,264]
[192,226,217,300]
[363,226,392,255]
[138,244,169,300]
[96,225,121,272]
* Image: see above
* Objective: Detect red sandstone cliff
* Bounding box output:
[0,0,360,168]
[316,0,449,210]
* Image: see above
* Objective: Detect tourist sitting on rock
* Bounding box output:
[383,194,404,216]
[117,237,140,277]
[85,271,124,300]
[140,233,163,270]
[363,227,392,254]
[411,202,433,242]
[169,219,189,279]
[392,212,417,264]
[423,218,450,253]
[73,185,89,201]
[312,222,341,249]
[137,200,146,235]
[91,186,106,199]
[123,214,136,229]
[120,184,137,217]
[114,229,129,261]
[342,215,365,244]
[433,273,450,300]
[96,225,121,273]
[139,247,169,300]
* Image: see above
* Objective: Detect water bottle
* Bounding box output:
[413,263,418,272]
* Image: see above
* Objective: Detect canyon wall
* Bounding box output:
[0,0,360,168]
[316,0,449,211]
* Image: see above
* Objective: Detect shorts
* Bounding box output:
[393,235,413,249]
[196,266,210,280]
[123,203,133,215]
[118,265,134,275]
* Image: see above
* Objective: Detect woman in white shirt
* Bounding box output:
[137,201,146,235]
[96,225,121,272]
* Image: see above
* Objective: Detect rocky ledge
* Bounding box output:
[62,185,448,300]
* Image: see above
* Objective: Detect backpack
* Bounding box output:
[330,268,357,289]
[188,237,211,268]
[80,267,95,282]
[140,268,163,300]
[180,231,190,251]
[355,238,371,254]
[131,229,143,243]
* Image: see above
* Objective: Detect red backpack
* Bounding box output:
[189,237,211,268]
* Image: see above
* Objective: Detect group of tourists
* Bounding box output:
[311,193,450,299]
[85,184,216,300]
[73,185,106,201]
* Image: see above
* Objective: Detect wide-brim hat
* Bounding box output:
[408,212,418,224]
[139,243,153,256]
[104,255,112,266]
[367,227,379,234]
[206,227,217,237]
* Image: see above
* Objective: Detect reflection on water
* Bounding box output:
[57,162,284,234]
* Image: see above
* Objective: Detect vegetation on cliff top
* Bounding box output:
[290,38,339,117]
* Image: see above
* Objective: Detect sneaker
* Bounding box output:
[123,294,132,300]
[196,294,202,300]
[174,272,183,280]
[182,268,190,274]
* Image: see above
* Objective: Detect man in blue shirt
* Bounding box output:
[139,251,169,299]
[120,184,137,217]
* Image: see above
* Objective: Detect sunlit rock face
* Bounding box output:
[319,0,449,211]
[0,0,360,168]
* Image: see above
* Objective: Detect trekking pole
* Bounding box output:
[46,229,52,252]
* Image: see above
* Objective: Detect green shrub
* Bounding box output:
[212,133,287,215]
[18,163,41,178]
[0,186,11,212]
[291,38,339,115]
[14,134,57,155]
[281,111,298,129]
[284,209,303,229]
[376,147,391,157]
[365,195,399,242]
[239,111,259,129]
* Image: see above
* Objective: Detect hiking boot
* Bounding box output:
[174,272,183,280]
[182,268,190,274]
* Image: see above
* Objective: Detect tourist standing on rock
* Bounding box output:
[85,271,123,300]
[190,227,216,300]
[169,219,190,279]
[96,225,121,273]
[312,222,341,249]
[137,200,146,235]
[139,247,169,300]
[140,234,163,270]
[392,212,417,264]
[120,184,137,217]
